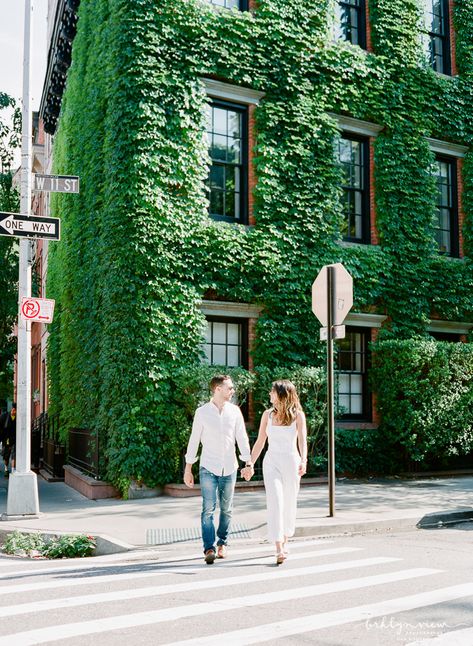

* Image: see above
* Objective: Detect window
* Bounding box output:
[335,0,366,48]
[338,135,370,243]
[336,328,370,421]
[207,0,248,10]
[433,156,458,256]
[423,0,451,75]
[206,100,248,223]
[429,331,461,342]
[202,317,248,367]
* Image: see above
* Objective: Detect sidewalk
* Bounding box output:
[1,473,473,554]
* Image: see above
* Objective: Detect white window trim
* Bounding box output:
[427,138,469,158]
[344,312,387,328]
[201,78,265,105]
[200,299,262,319]
[428,319,473,335]
[329,113,382,138]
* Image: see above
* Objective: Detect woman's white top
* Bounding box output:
[266,411,298,456]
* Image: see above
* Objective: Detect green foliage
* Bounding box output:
[371,339,473,465]
[3,530,45,557]
[41,534,96,559]
[3,530,96,559]
[47,0,473,486]
[0,95,20,403]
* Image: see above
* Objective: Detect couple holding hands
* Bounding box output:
[184,375,308,565]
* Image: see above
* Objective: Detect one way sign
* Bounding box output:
[0,212,61,240]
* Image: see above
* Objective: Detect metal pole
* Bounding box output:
[5,0,39,518]
[327,266,335,517]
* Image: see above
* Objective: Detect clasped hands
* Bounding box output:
[240,465,254,481]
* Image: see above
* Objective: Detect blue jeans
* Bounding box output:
[199,467,237,553]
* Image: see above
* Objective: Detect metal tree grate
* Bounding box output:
[146,523,251,545]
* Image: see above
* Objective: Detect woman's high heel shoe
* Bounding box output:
[276,552,286,565]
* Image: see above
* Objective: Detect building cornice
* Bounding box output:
[201,78,265,105]
[329,113,383,137]
[199,300,262,318]
[428,319,473,334]
[345,312,387,328]
[39,0,80,135]
[427,137,469,158]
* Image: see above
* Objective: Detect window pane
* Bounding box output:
[212,322,226,344]
[212,345,226,365]
[203,344,212,363]
[227,323,240,344]
[227,346,240,367]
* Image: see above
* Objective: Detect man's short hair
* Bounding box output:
[11,402,16,409]
[209,375,232,392]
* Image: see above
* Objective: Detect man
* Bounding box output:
[0,403,16,477]
[184,375,254,564]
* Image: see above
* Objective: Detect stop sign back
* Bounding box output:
[312,263,353,327]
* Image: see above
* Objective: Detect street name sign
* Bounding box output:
[20,297,55,324]
[34,174,80,194]
[0,212,60,240]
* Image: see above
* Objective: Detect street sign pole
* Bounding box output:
[5,0,40,518]
[312,263,353,520]
[327,267,336,518]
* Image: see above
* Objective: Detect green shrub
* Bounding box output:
[371,339,473,466]
[3,531,96,559]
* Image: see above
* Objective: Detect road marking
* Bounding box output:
[0,547,362,596]
[163,583,473,646]
[0,568,439,645]
[0,537,331,578]
[0,556,403,618]
[406,625,473,645]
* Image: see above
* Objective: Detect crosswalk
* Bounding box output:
[0,537,472,645]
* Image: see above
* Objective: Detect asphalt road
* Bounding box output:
[0,525,473,645]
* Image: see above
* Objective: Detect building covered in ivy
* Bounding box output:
[38,0,473,490]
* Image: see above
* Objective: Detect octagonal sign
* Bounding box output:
[312,263,353,327]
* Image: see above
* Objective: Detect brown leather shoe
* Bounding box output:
[204,549,216,564]
[217,545,227,559]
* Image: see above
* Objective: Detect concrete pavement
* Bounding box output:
[1,473,473,554]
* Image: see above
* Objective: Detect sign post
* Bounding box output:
[312,263,353,517]
[4,0,40,519]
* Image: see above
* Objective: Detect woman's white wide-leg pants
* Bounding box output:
[263,452,300,543]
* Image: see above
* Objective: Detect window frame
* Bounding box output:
[202,316,249,369]
[424,0,452,75]
[335,0,367,50]
[338,133,370,244]
[208,0,249,9]
[336,326,371,422]
[433,154,459,258]
[206,98,249,225]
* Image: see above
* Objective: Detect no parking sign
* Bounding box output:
[20,297,55,323]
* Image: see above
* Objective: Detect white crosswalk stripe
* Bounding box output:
[163,584,473,646]
[0,537,471,646]
[0,546,362,596]
[0,556,402,618]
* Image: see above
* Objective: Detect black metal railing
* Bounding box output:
[68,427,100,479]
[31,412,65,478]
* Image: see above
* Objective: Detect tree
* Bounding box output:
[0,92,20,404]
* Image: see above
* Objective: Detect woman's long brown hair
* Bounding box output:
[271,380,302,426]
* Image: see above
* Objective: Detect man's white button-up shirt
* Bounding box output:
[185,400,251,476]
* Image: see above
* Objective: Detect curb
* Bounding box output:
[295,516,419,538]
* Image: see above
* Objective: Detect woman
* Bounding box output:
[243,380,308,565]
